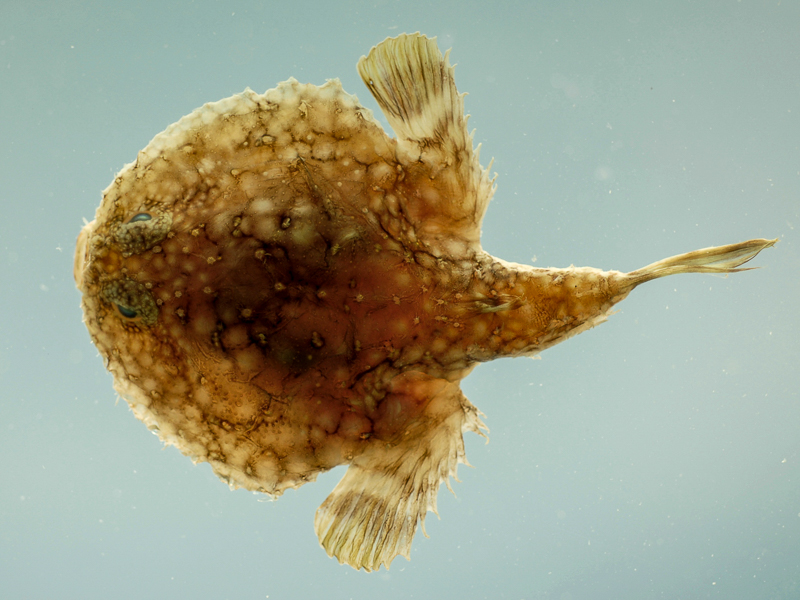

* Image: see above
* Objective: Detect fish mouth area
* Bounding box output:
[74,220,93,288]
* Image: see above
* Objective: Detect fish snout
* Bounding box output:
[74,221,93,288]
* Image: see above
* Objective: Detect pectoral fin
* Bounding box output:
[314,374,486,571]
[357,33,494,248]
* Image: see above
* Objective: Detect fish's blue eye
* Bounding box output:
[116,304,138,318]
[129,213,152,223]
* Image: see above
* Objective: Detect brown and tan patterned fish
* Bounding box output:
[74,33,775,571]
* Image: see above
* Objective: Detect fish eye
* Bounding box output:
[128,213,152,223]
[116,304,138,319]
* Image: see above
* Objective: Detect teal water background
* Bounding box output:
[2,2,798,598]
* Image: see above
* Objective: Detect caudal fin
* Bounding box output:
[623,238,777,290]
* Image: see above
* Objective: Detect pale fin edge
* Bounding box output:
[357,33,465,149]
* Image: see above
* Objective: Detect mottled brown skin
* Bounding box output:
[74,143,622,488]
[75,34,775,571]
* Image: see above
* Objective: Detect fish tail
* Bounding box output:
[622,238,777,290]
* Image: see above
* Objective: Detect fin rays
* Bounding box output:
[624,238,778,291]
[314,379,487,571]
[357,33,494,246]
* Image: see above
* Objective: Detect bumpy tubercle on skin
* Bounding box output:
[76,146,622,492]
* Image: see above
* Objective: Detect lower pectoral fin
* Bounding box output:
[313,376,486,571]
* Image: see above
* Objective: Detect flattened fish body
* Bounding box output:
[75,33,775,571]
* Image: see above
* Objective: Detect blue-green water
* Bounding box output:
[2,2,798,598]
